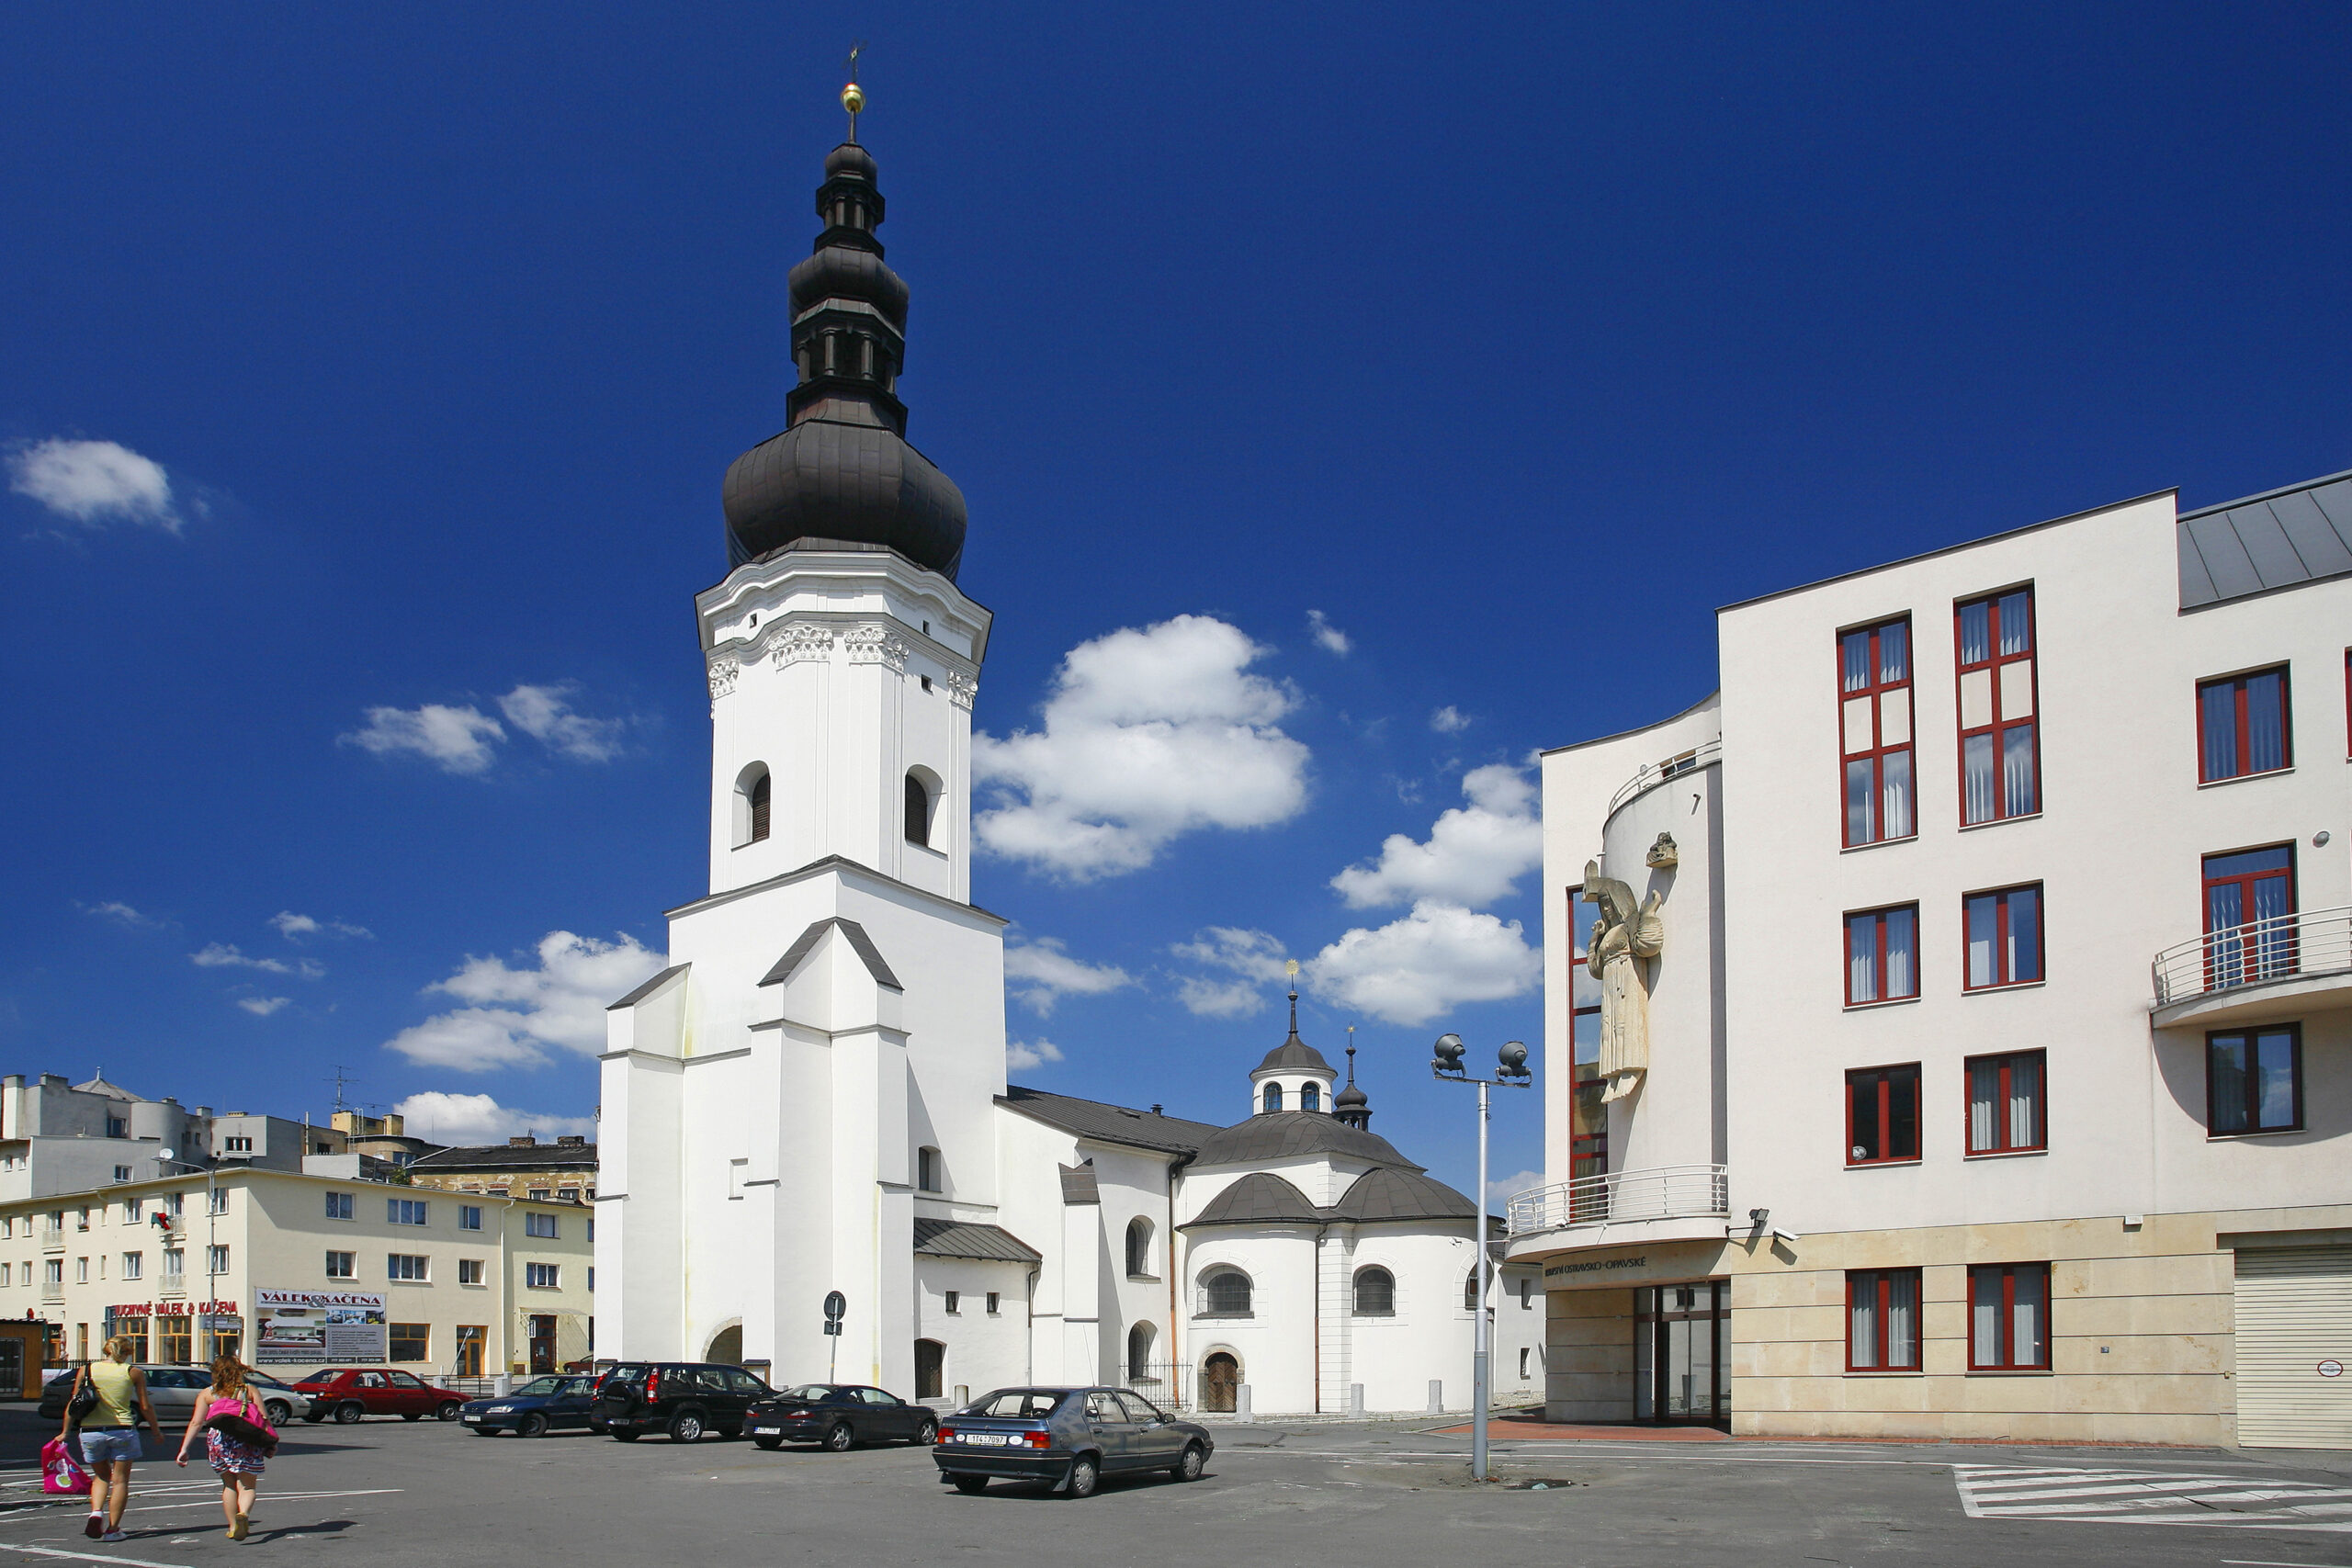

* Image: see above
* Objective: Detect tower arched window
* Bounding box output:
[1464,1270,1481,1311]
[917,1146,942,1193]
[1354,1267,1396,1317]
[1202,1269,1251,1316]
[1126,1322,1156,1381]
[1261,1084,1281,1114]
[904,772,935,846]
[735,765,772,847]
[1300,1083,1321,1112]
[1125,1218,1153,1279]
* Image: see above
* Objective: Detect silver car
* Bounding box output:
[41,1365,300,1427]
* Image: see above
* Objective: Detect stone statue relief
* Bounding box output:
[1583,860,1664,1102]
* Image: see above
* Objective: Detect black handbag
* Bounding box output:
[199,1403,279,1456]
[67,1373,97,1423]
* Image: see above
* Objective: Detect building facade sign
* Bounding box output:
[255,1288,387,1364]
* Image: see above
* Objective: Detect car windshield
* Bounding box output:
[511,1377,574,1397]
[773,1385,835,1402]
[967,1390,1067,1419]
[248,1375,295,1392]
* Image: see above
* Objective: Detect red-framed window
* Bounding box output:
[1967,1262,2050,1370]
[2208,1025,2301,1135]
[1955,588,2038,824]
[2198,666,2291,782]
[1846,1064,1920,1165]
[1844,905,1919,1006]
[2202,844,2296,988]
[1963,884,2042,989]
[1838,617,1915,846]
[1965,1050,2045,1154]
[1846,1268,1921,1371]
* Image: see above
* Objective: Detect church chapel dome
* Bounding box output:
[721,130,967,578]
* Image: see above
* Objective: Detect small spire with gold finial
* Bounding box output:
[1284,958,1301,1036]
[841,40,867,142]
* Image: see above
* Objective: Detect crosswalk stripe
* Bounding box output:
[1954,1465,2352,1534]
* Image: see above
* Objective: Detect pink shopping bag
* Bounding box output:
[40,1436,92,1496]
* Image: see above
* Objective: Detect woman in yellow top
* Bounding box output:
[61,1337,160,1543]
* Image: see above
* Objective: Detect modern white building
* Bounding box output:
[596,125,1541,1416]
[1518,468,2352,1447]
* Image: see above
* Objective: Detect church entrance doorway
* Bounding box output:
[914,1338,944,1399]
[1201,1352,1238,1413]
[1634,1281,1728,1425]
[705,1324,742,1366]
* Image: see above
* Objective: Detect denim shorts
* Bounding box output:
[78,1427,142,1465]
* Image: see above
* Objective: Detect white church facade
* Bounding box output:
[594,125,1540,1416]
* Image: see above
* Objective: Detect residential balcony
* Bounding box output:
[1501,1164,1730,1263]
[2151,907,2352,1030]
[1605,738,1722,822]
[40,1286,63,1305]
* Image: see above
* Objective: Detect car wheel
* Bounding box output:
[667,1408,706,1443]
[334,1402,364,1425]
[821,1420,854,1452]
[911,1416,938,1446]
[435,1402,462,1422]
[612,1429,639,1442]
[952,1474,988,1495]
[1064,1454,1099,1500]
[401,1412,424,1422]
[264,1401,293,1426]
[1172,1443,1206,1483]
[752,1435,782,1450]
[518,1413,549,1439]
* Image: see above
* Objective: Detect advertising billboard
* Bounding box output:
[254,1289,387,1365]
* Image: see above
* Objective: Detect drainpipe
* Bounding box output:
[1023,1268,1039,1384]
[1164,1149,1190,1403]
[1312,1221,1330,1414]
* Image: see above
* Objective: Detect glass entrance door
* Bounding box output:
[1634,1280,1730,1425]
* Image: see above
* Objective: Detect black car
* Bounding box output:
[459,1374,597,1438]
[745,1383,937,1450]
[591,1362,772,1442]
[933,1387,1213,1499]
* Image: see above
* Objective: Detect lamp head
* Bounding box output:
[1430,1032,1464,1073]
[157,1148,175,1164]
[1498,1040,1529,1078]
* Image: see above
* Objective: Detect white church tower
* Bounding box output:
[597,105,1011,1393]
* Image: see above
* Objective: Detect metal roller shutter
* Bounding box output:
[2233,1246,2352,1449]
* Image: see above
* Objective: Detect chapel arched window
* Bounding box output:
[1354,1267,1396,1317]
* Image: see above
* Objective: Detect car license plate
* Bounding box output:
[752,1426,778,1435]
[462,1415,481,1423]
[959,1433,1012,1446]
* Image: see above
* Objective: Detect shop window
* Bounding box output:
[388,1323,431,1362]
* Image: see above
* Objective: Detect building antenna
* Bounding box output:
[842,40,867,142]
[327,1066,358,1117]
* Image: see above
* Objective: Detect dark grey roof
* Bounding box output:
[1328,1166,1476,1223]
[606,963,688,1011]
[759,918,901,992]
[2177,469,2352,608]
[410,1141,597,1172]
[1183,1172,1323,1228]
[997,1087,1224,1157]
[1190,1113,1422,1173]
[1057,1164,1100,1205]
[912,1218,1041,1264]
[1253,1032,1335,1077]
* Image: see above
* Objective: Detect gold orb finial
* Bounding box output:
[841,82,865,116]
[1284,958,1300,979]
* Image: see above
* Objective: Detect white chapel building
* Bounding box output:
[595,126,1541,1416]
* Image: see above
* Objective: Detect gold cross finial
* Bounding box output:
[841,40,867,141]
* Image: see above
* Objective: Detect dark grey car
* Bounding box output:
[933,1386,1213,1499]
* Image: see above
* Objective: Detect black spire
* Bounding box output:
[1334,1028,1372,1130]
[721,97,968,579]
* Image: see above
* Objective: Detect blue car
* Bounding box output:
[460,1374,598,1438]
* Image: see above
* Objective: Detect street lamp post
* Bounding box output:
[154,1150,221,1360]
[1430,1033,1532,1483]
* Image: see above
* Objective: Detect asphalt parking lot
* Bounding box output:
[1,1409,2347,1568]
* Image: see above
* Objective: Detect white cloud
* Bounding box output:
[192,942,323,979]
[974,615,1311,880]
[390,1090,593,1145]
[498,683,629,763]
[1487,1168,1544,1206]
[270,911,372,942]
[7,437,181,532]
[1306,900,1541,1027]
[1003,937,1134,1017]
[1329,763,1542,909]
[1005,1038,1065,1073]
[384,931,665,1072]
[237,997,291,1017]
[1170,926,1290,1018]
[342,704,506,775]
[1306,609,1351,656]
[1430,705,1472,735]
[78,900,163,930]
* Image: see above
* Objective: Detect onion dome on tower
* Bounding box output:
[721,83,968,578]
[1333,1034,1373,1132]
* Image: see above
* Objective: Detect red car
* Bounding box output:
[291,1368,469,1424]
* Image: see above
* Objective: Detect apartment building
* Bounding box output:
[407,1134,596,1201]
[1517,468,2350,1447]
[0,1165,594,1381]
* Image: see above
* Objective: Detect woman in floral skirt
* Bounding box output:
[175,1355,273,1540]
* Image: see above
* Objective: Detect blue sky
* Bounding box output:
[4,4,2346,1201]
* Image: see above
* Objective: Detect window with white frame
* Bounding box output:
[325,1192,354,1221]
[387,1253,428,1281]
[459,1205,482,1232]
[524,1213,558,1239]
[388,1199,427,1225]
[325,1251,356,1279]
[458,1259,483,1285]
[525,1262,560,1289]
[207,1245,230,1275]
[121,1252,141,1280]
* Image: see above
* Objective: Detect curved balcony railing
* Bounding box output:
[1605,739,1723,820]
[1505,1164,1729,1236]
[2152,907,2352,1010]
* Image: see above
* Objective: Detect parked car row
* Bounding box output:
[38,1364,305,1427]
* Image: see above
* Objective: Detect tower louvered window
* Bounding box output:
[750,773,771,842]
